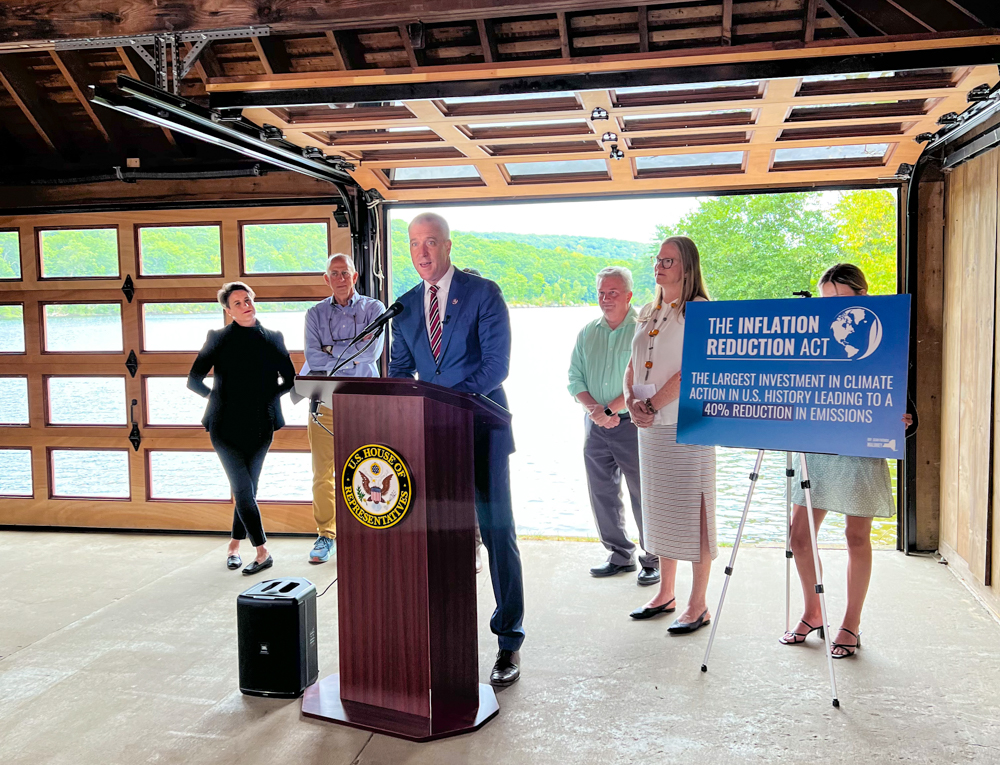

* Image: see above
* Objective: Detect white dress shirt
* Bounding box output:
[422,263,456,339]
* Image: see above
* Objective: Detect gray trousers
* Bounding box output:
[583,414,657,569]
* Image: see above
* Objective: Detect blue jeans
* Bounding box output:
[210,428,273,548]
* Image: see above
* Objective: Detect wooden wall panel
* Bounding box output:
[970,150,999,583]
[940,162,964,553]
[0,205,352,533]
[941,146,1000,592]
[914,179,944,551]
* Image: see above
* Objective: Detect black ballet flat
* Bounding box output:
[629,598,676,620]
[242,556,273,576]
[226,555,242,570]
[667,610,710,634]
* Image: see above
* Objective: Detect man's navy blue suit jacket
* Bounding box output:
[387,268,514,455]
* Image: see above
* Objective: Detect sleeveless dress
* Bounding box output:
[631,299,718,562]
[790,454,895,517]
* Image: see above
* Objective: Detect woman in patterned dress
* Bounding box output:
[780,263,914,657]
[625,236,718,634]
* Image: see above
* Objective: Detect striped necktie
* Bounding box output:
[428,284,442,361]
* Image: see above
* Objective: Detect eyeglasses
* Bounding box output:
[649,256,676,269]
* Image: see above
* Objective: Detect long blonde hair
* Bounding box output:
[639,236,710,320]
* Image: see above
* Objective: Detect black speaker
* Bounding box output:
[237,577,319,698]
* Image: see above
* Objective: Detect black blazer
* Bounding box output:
[187,321,296,433]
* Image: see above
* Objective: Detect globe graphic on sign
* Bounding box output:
[830,307,883,360]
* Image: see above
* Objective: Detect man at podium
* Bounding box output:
[389,212,525,688]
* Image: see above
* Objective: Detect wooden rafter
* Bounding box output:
[884,0,937,32]
[722,0,734,45]
[637,7,650,52]
[0,55,71,155]
[805,0,819,42]
[0,1,716,42]
[49,50,110,142]
[324,31,350,70]
[252,36,292,75]
[398,25,423,68]
[557,12,572,58]
[818,0,860,36]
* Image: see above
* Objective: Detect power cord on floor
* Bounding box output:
[317,576,337,598]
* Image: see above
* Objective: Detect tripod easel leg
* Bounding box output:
[799,454,841,708]
[785,453,794,634]
[701,449,765,673]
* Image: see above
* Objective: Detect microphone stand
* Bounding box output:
[328,327,383,377]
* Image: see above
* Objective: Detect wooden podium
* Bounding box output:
[292,376,508,741]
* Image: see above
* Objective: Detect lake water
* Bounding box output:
[0,307,896,546]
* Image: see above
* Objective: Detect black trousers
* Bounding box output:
[210,427,273,548]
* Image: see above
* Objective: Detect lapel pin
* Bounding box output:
[452,298,458,305]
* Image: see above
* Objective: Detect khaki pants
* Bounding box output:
[307,404,336,538]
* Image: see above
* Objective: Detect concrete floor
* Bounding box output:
[1,533,999,764]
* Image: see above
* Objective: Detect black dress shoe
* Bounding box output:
[590,561,637,578]
[637,567,660,586]
[629,598,675,620]
[242,556,273,576]
[490,650,520,688]
[226,555,242,570]
[668,610,710,634]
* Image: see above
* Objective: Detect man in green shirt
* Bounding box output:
[568,266,659,586]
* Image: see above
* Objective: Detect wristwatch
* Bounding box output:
[603,406,614,417]
[645,398,657,414]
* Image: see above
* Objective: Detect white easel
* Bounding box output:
[700,450,840,708]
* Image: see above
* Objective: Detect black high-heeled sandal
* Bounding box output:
[779,619,825,645]
[831,628,861,658]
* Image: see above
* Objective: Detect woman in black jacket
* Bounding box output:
[188,281,296,575]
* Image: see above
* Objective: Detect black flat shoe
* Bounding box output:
[226,555,242,570]
[242,556,273,576]
[629,598,675,620]
[637,567,660,586]
[590,561,637,578]
[667,610,710,634]
[490,650,520,688]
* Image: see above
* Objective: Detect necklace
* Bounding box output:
[642,299,678,382]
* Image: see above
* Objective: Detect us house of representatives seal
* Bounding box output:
[341,444,413,529]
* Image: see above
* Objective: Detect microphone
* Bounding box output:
[348,301,403,345]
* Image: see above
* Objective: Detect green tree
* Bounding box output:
[654,193,840,301]
[831,189,897,295]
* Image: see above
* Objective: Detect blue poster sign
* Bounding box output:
[677,295,911,459]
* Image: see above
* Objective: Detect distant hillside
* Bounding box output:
[390,219,656,305]
[467,232,651,261]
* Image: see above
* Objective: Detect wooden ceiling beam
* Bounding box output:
[818,1,860,36]
[637,7,650,53]
[0,0,661,43]
[477,19,499,63]
[49,50,110,142]
[722,0,734,45]
[0,54,73,156]
[205,32,1000,95]
[557,12,572,58]
[398,25,424,68]
[830,0,929,36]
[252,36,293,75]
[804,0,819,42]
[324,31,350,71]
[883,1,937,32]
